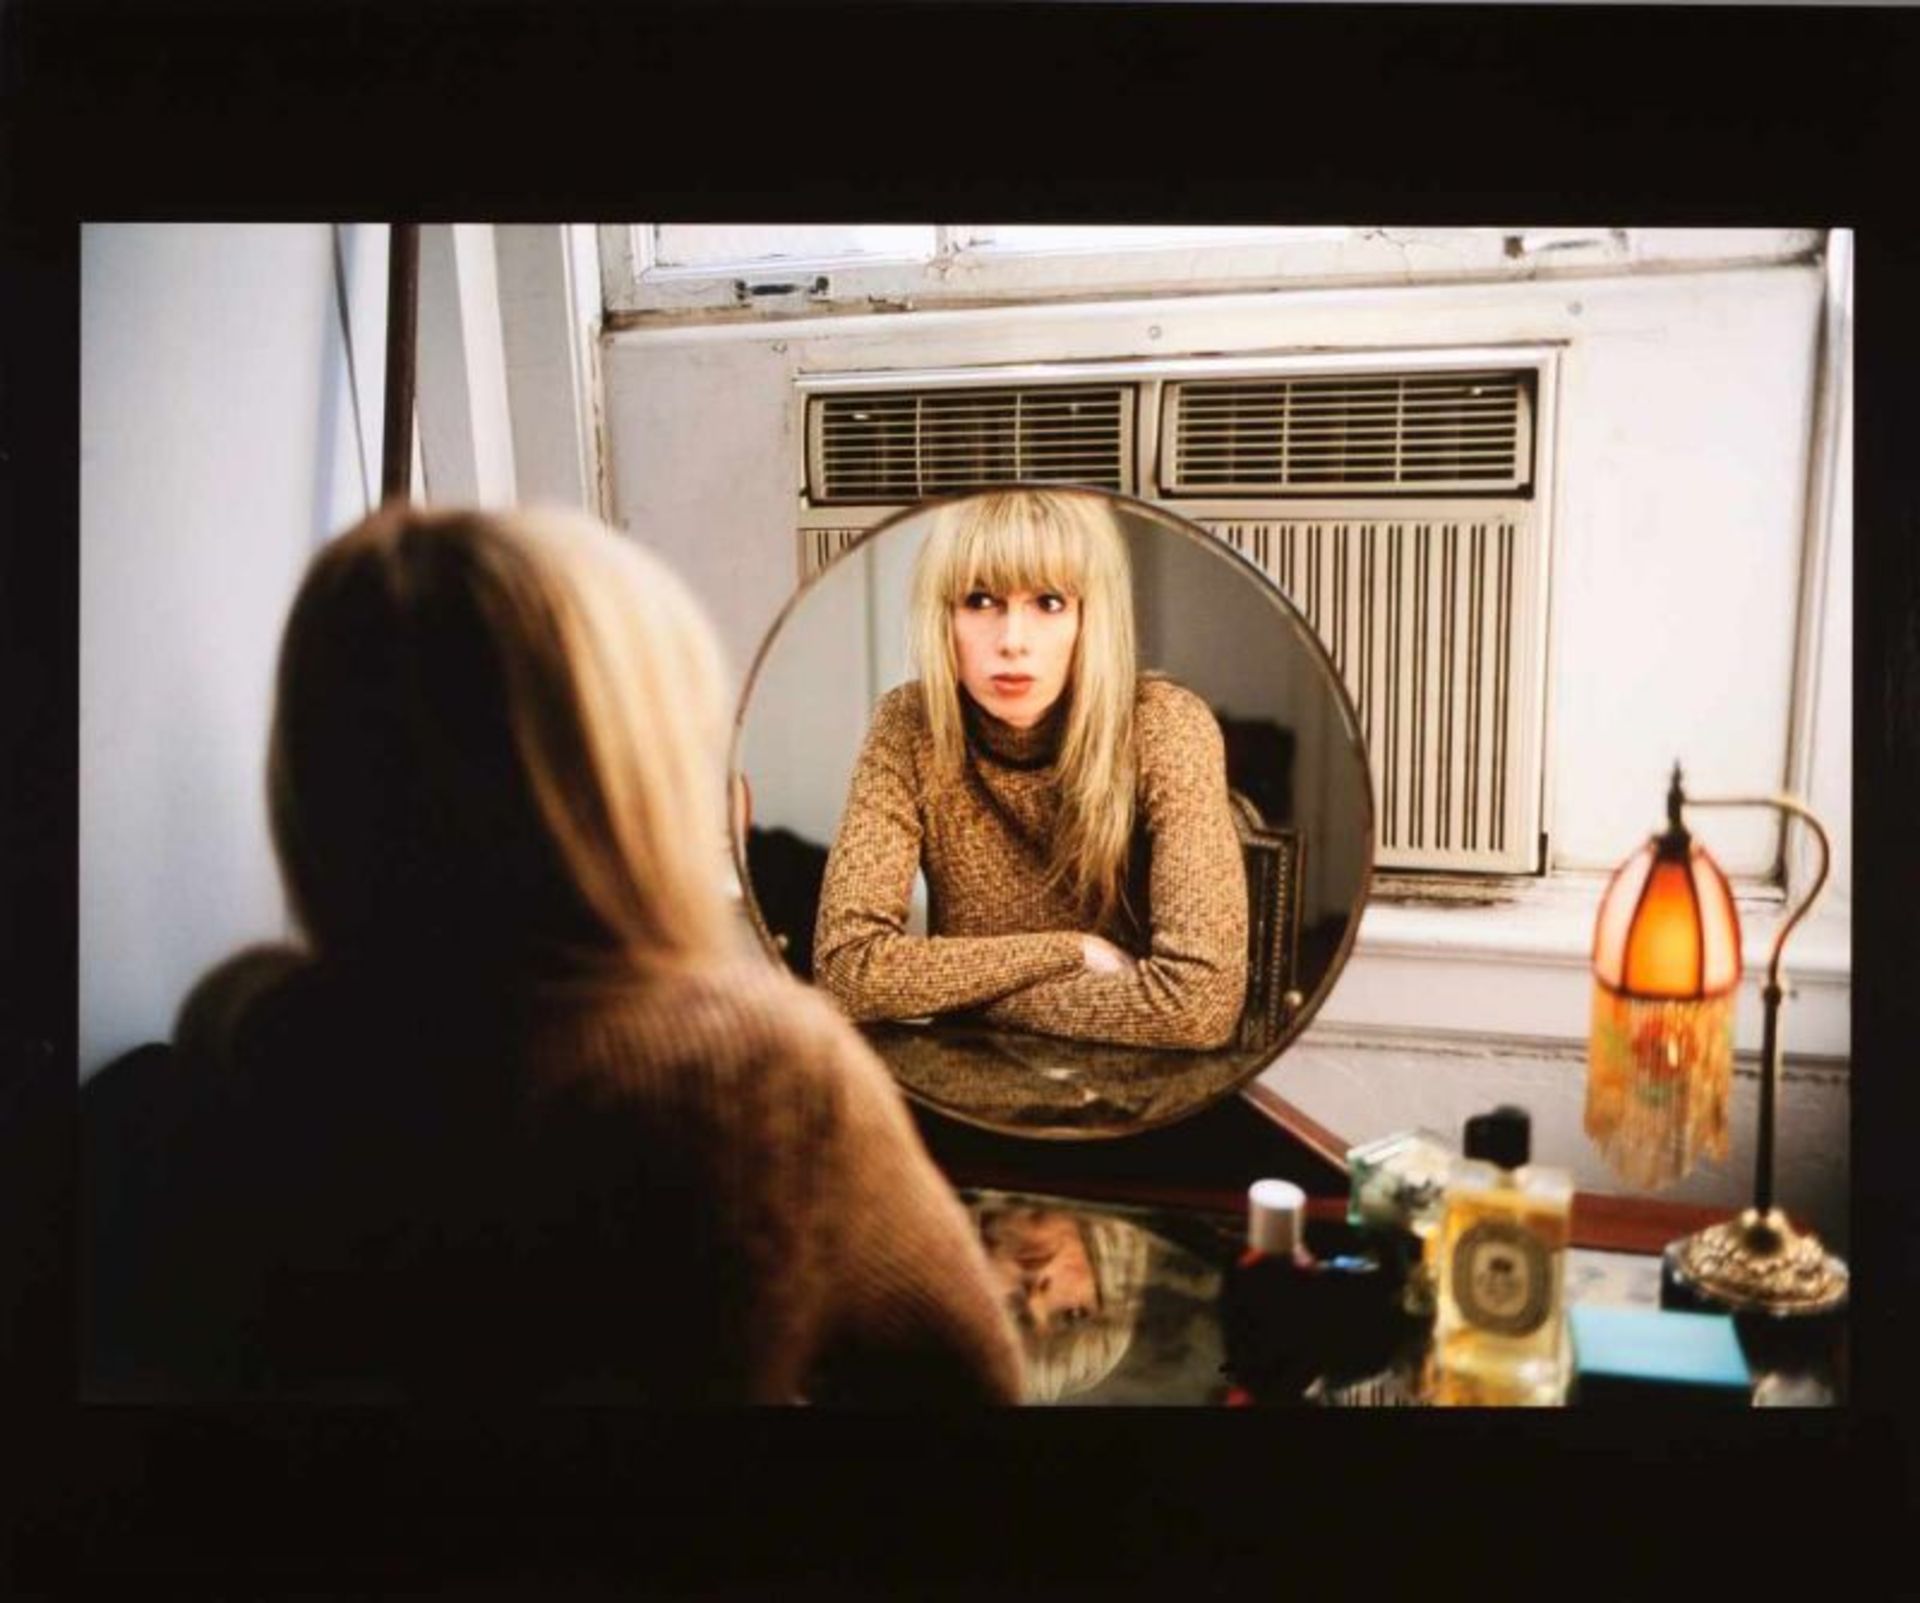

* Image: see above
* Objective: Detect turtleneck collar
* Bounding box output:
[962,689,1066,771]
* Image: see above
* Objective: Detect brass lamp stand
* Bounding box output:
[1659,779,1847,1318]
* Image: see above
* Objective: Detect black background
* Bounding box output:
[4,3,1916,1594]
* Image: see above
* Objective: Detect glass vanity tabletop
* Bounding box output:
[962,1189,1840,1407]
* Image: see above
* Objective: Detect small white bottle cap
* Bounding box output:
[1247,1178,1306,1254]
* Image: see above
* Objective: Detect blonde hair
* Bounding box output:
[1019,1214,1152,1404]
[908,489,1138,927]
[267,503,733,979]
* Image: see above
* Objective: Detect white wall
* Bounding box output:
[79,224,388,1078]
[417,224,517,507]
[494,223,603,512]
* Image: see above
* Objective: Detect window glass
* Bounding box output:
[954,225,1351,253]
[650,225,937,270]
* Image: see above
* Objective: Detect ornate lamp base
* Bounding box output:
[1663,1207,1848,1318]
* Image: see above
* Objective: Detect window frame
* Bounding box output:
[600,224,1824,324]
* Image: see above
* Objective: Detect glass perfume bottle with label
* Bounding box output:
[1432,1106,1573,1406]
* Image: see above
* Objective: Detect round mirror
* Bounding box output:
[731,487,1373,1138]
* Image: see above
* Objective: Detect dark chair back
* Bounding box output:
[1228,791,1305,1054]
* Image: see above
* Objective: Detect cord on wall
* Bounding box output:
[330,224,373,519]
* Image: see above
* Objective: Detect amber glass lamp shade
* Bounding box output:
[1589,773,1844,1318]
[1587,828,1741,1191]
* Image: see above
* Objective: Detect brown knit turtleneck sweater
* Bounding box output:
[92,945,1023,1405]
[813,676,1248,1050]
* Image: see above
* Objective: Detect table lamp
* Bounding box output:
[1587,764,1846,1318]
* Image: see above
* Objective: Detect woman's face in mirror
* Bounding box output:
[978,1207,1097,1335]
[950,585,1080,729]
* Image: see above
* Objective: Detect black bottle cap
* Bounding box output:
[1464,1105,1531,1169]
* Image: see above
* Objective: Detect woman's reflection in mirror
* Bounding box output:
[974,1202,1151,1402]
[814,488,1248,1048]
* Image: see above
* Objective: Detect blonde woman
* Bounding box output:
[104,505,1022,1405]
[813,488,1248,1051]
[974,1203,1152,1404]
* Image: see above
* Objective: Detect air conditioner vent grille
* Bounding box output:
[1167,371,1531,496]
[799,527,867,581]
[810,385,1131,503]
[1208,516,1541,873]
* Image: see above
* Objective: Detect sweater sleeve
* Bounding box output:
[812,688,1087,1021]
[978,683,1249,1050]
[806,1010,1025,1405]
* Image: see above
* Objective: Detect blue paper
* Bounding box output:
[1570,1304,1751,1393]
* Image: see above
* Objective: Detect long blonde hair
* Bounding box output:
[268,503,733,978]
[909,489,1138,927]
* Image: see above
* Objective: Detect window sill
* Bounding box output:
[1314,873,1850,1065]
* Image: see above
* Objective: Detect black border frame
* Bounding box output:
[5,3,1916,1592]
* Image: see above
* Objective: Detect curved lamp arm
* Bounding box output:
[1678,790,1831,1000]
[1667,766,1832,1220]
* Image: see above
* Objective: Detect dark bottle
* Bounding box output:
[1221,1179,1323,1406]
[1305,1225,1436,1407]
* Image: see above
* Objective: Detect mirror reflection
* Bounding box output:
[965,1191,1228,1405]
[818,490,1248,1051]
[734,488,1373,1136]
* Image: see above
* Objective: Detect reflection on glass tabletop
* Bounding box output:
[961,1188,1236,1406]
[874,1021,1277,1139]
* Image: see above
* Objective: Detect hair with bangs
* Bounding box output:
[268,503,734,979]
[975,1209,1150,1404]
[909,488,1138,927]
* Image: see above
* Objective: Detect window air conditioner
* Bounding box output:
[796,349,1554,876]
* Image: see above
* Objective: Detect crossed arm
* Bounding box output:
[810,700,1089,1021]
[812,686,1248,1051]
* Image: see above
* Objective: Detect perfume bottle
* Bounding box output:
[1346,1126,1453,1324]
[1347,1127,1453,1239]
[1221,1179,1320,1406]
[1432,1106,1573,1406]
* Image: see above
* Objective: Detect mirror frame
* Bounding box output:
[727,484,1377,1139]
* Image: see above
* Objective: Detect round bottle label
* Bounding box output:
[1450,1219,1551,1337]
